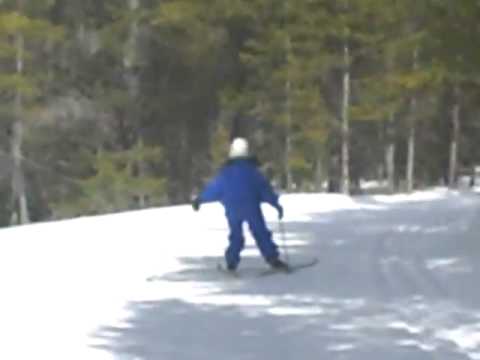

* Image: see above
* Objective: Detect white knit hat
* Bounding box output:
[229,137,249,158]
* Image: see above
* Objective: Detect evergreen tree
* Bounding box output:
[426,0,480,187]
[0,0,63,224]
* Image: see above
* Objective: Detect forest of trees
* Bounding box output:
[1,0,480,227]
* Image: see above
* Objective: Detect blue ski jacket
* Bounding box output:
[198,158,281,218]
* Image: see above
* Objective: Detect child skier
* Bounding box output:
[192,138,288,272]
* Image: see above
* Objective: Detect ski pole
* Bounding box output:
[279,219,289,264]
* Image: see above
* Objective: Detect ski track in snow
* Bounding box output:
[1,188,480,359]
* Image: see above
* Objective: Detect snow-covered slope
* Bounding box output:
[1,189,480,359]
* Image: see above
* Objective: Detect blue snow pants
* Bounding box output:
[225,206,279,268]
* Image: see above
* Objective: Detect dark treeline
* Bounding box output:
[1,0,480,226]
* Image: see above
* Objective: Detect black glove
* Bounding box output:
[192,197,201,211]
[276,204,284,220]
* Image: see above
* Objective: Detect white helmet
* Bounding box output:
[229,137,249,159]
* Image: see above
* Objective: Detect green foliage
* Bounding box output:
[3,0,480,225]
[0,74,38,97]
[55,144,166,216]
[211,123,230,169]
[0,40,16,59]
[0,185,10,227]
[0,11,63,40]
[0,8,64,101]
[149,0,226,66]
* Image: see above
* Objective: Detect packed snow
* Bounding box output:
[1,188,480,359]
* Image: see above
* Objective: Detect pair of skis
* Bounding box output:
[146,257,318,282]
[217,257,318,278]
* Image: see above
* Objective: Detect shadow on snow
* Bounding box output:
[94,191,480,359]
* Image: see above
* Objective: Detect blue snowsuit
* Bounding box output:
[198,158,282,268]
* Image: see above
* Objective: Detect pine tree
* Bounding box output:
[231,0,332,190]
[0,0,63,224]
[426,0,480,188]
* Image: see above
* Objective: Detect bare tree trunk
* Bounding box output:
[124,0,146,206]
[385,143,396,193]
[10,26,30,225]
[385,112,396,193]
[283,35,293,191]
[341,42,350,195]
[284,78,293,191]
[406,48,419,193]
[314,155,324,192]
[406,111,416,193]
[448,85,461,188]
[124,0,139,97]
[136,138,148,207]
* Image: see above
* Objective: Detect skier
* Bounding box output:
[192,137,288,272]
